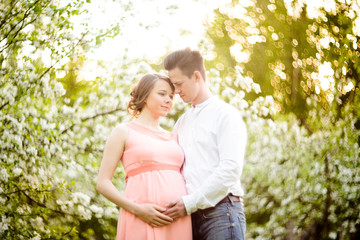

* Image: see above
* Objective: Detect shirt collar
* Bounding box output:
[192,96,216,110]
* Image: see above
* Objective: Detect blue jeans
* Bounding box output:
[191,200,246,240]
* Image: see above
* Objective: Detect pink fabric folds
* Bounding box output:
[116,121,192,240]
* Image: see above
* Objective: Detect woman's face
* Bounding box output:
[144,79,174,117]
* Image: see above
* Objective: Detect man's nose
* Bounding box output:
[175,88,181,94]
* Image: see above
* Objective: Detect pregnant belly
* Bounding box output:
[124,170,187,207]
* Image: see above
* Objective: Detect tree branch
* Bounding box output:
[61,106,124,134]
[0,101,9,111]
[20,186,77,217]
[0,0,20,30]
[5,187,55,196]
[298,115,313,135]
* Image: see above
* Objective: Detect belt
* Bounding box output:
[192,194,243,217]
[218,194,242,205]
[125,163,180,180]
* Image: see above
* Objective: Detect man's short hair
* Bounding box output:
[164,48,206,80]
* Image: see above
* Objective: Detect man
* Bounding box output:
[163,48,247,240]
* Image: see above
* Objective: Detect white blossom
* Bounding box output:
[30,232,41,240]
[240,99,249,109]
[53,81,66,96]
[38,168,45,177]
[62,105,75,114]
[238,76,254,92]
[260,106,269,116]
[329,232,337,239]
[12,135,22,147]
[30,217,44,228]
[26,146,37,156]
[17,207,24,214]
[252,83,261,93]
[13,167,22,176]
[77,205,92,220]
[3,85,18,105]
[104,207,119,218]
[73,192,91,206]
[0,216,10,233]
[90,204,104,218]
[40,118,48,130]
[0,169,9,182]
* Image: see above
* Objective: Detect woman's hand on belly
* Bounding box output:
[133,203,174,227]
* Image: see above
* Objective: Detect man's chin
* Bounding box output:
[182,97,190,103]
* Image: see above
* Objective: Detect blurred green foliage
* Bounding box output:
[1,0,359,239]
[205,0,359,130]
[204,0,360,239]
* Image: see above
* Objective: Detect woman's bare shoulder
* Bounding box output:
[109,123,129,141]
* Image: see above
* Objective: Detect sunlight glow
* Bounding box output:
[284,0,337,19]
[311,61,335,101]
[343,81,354,94]
[230,43,250,63]
[76,0,233,81]
[86,0,230,61]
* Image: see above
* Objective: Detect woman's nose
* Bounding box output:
[165,95,172,102]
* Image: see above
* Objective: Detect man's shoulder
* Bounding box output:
[211,98,241,115]
[174,108,191,126]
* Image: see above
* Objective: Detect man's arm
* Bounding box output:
[167,107,247,216]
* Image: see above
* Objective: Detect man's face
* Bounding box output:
[168,67,197,104]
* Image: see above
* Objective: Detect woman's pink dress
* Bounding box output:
[117,121,192,240]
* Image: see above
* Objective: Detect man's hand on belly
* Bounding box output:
[163,198,187,221]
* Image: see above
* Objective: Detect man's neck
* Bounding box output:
[192,88,212,107]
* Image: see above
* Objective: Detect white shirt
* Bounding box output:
[173,96,247,214]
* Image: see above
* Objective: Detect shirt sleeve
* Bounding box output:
[182,106,247,214]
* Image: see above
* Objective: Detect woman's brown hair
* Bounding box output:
[127,73,174,118]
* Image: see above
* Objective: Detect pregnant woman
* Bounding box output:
[96,73,192,240]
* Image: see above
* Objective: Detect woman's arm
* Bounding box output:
[96,124,173,227]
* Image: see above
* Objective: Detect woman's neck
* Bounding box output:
[134,111,161,130]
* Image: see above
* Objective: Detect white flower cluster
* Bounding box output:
[73,192,92,220]
[233,66,261,94]
[0,216,10,234]
[26,146,38,156]
[90,204,104,218]
[53,82,66,97]
[0,84,18,105]
[30,232,41,240]
[40,77,66,99]
[0,168,9,183]
[77,205,92,220]
[56,192,93,220]
[12,167,22,176]
[72,192,91,205]
[249,96,277,117]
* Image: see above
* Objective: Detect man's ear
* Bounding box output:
[194,71,202,82]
